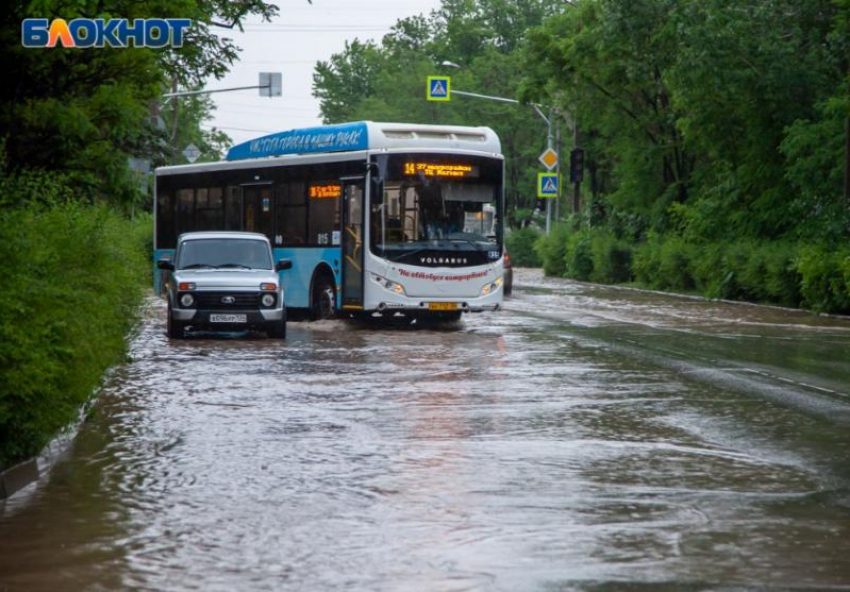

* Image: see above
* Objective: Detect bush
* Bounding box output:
[565,230,594,281]
[530,221,848,314]
[505,227,541,267]
[843,254,850,300]
[534,223,571,277]
[658,238,697,291]
[796,245,850,313]
[0,202,150,470]
[589,231,633,284]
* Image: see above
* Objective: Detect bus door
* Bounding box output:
[241,183,273,237]
[340,176,365,310]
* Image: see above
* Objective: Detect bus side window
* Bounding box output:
[308,182,341,246]
[275,182,306,246]
[177,188,195,234]
[197,187,224,231]
[156,191,176,249]
[225,186,242,230]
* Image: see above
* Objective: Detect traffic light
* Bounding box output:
[570,148,585,183]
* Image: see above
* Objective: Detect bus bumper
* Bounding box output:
[369,290,503,315]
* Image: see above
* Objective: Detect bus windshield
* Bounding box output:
[371,154,502,265]
[177,239,272,270]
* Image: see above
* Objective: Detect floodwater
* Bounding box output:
[3,269,850,591]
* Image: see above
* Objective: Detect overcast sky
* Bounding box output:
[205,0,444,147]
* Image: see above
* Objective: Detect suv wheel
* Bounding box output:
[167,304,185,339]
[311,276,335,321]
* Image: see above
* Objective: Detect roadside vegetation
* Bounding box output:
[0,161,152,469]
[0,0,276,471]
[534,224,850,312]
[315,0,850,313]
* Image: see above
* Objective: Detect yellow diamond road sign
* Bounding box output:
[539,148,558,171]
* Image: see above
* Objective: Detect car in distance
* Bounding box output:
[157,232,291,339]
[503,245,513,296]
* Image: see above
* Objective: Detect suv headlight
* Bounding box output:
[480,276,504,296]
[371,273,407,296]
[261,293,276,307]
[180,293,195,307]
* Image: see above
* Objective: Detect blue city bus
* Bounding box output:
[154,121,506,320]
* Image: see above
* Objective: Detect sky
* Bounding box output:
[205,0,444,147]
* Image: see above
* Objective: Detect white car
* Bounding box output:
[157,232,291,339]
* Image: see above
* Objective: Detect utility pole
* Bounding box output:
[169,78,180,165]
[442,86,556,233]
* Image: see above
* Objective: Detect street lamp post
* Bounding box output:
[436,85,557,233]
[456,91,554,233]
[161,72,282,165]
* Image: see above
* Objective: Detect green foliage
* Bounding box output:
[589,231,633,284]
[519,0,848,313]
[634,237,695,292]
[312,1,563,225]
[0,0,276,205]
[505,227,541,267]
[314,40,384,124]
[565,231,593,281]
[0,164,150,470]
[797,246,850,313]
[535,226,634,283]
[534,223,571,276]
[686,241,802,306]
[522,0,848,245]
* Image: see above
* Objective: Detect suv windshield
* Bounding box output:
[177,238,272,270]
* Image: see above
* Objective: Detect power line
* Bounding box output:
[237,27,393,33]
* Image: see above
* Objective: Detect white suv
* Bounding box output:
[157,232,291,339]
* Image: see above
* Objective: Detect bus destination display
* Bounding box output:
[403,162,479,179]
[309,183,342,199]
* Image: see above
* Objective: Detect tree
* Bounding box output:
[312,0,563,227]
[1,0,277,206]
[522,0,849,242]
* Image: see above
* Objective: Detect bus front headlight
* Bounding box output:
[480,276,504,296]
[371,273,407,296]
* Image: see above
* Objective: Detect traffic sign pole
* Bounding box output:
[545,109,554,235]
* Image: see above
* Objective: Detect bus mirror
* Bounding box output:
[157,260,174,271]
[275,259,293,271]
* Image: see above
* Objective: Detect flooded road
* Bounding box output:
[3,268,850,591]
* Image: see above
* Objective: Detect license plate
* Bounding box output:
[428,302,459,311]
[209,314,247,323]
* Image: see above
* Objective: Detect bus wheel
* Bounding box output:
[311,276,336,321]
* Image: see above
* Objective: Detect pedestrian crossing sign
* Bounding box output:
[537,172,559,198]
[427,76,451,101]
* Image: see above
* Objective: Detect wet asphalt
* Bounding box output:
[2,269,850,591]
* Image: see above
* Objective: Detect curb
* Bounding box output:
[515,268,850,321]
[0,458,39,500]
